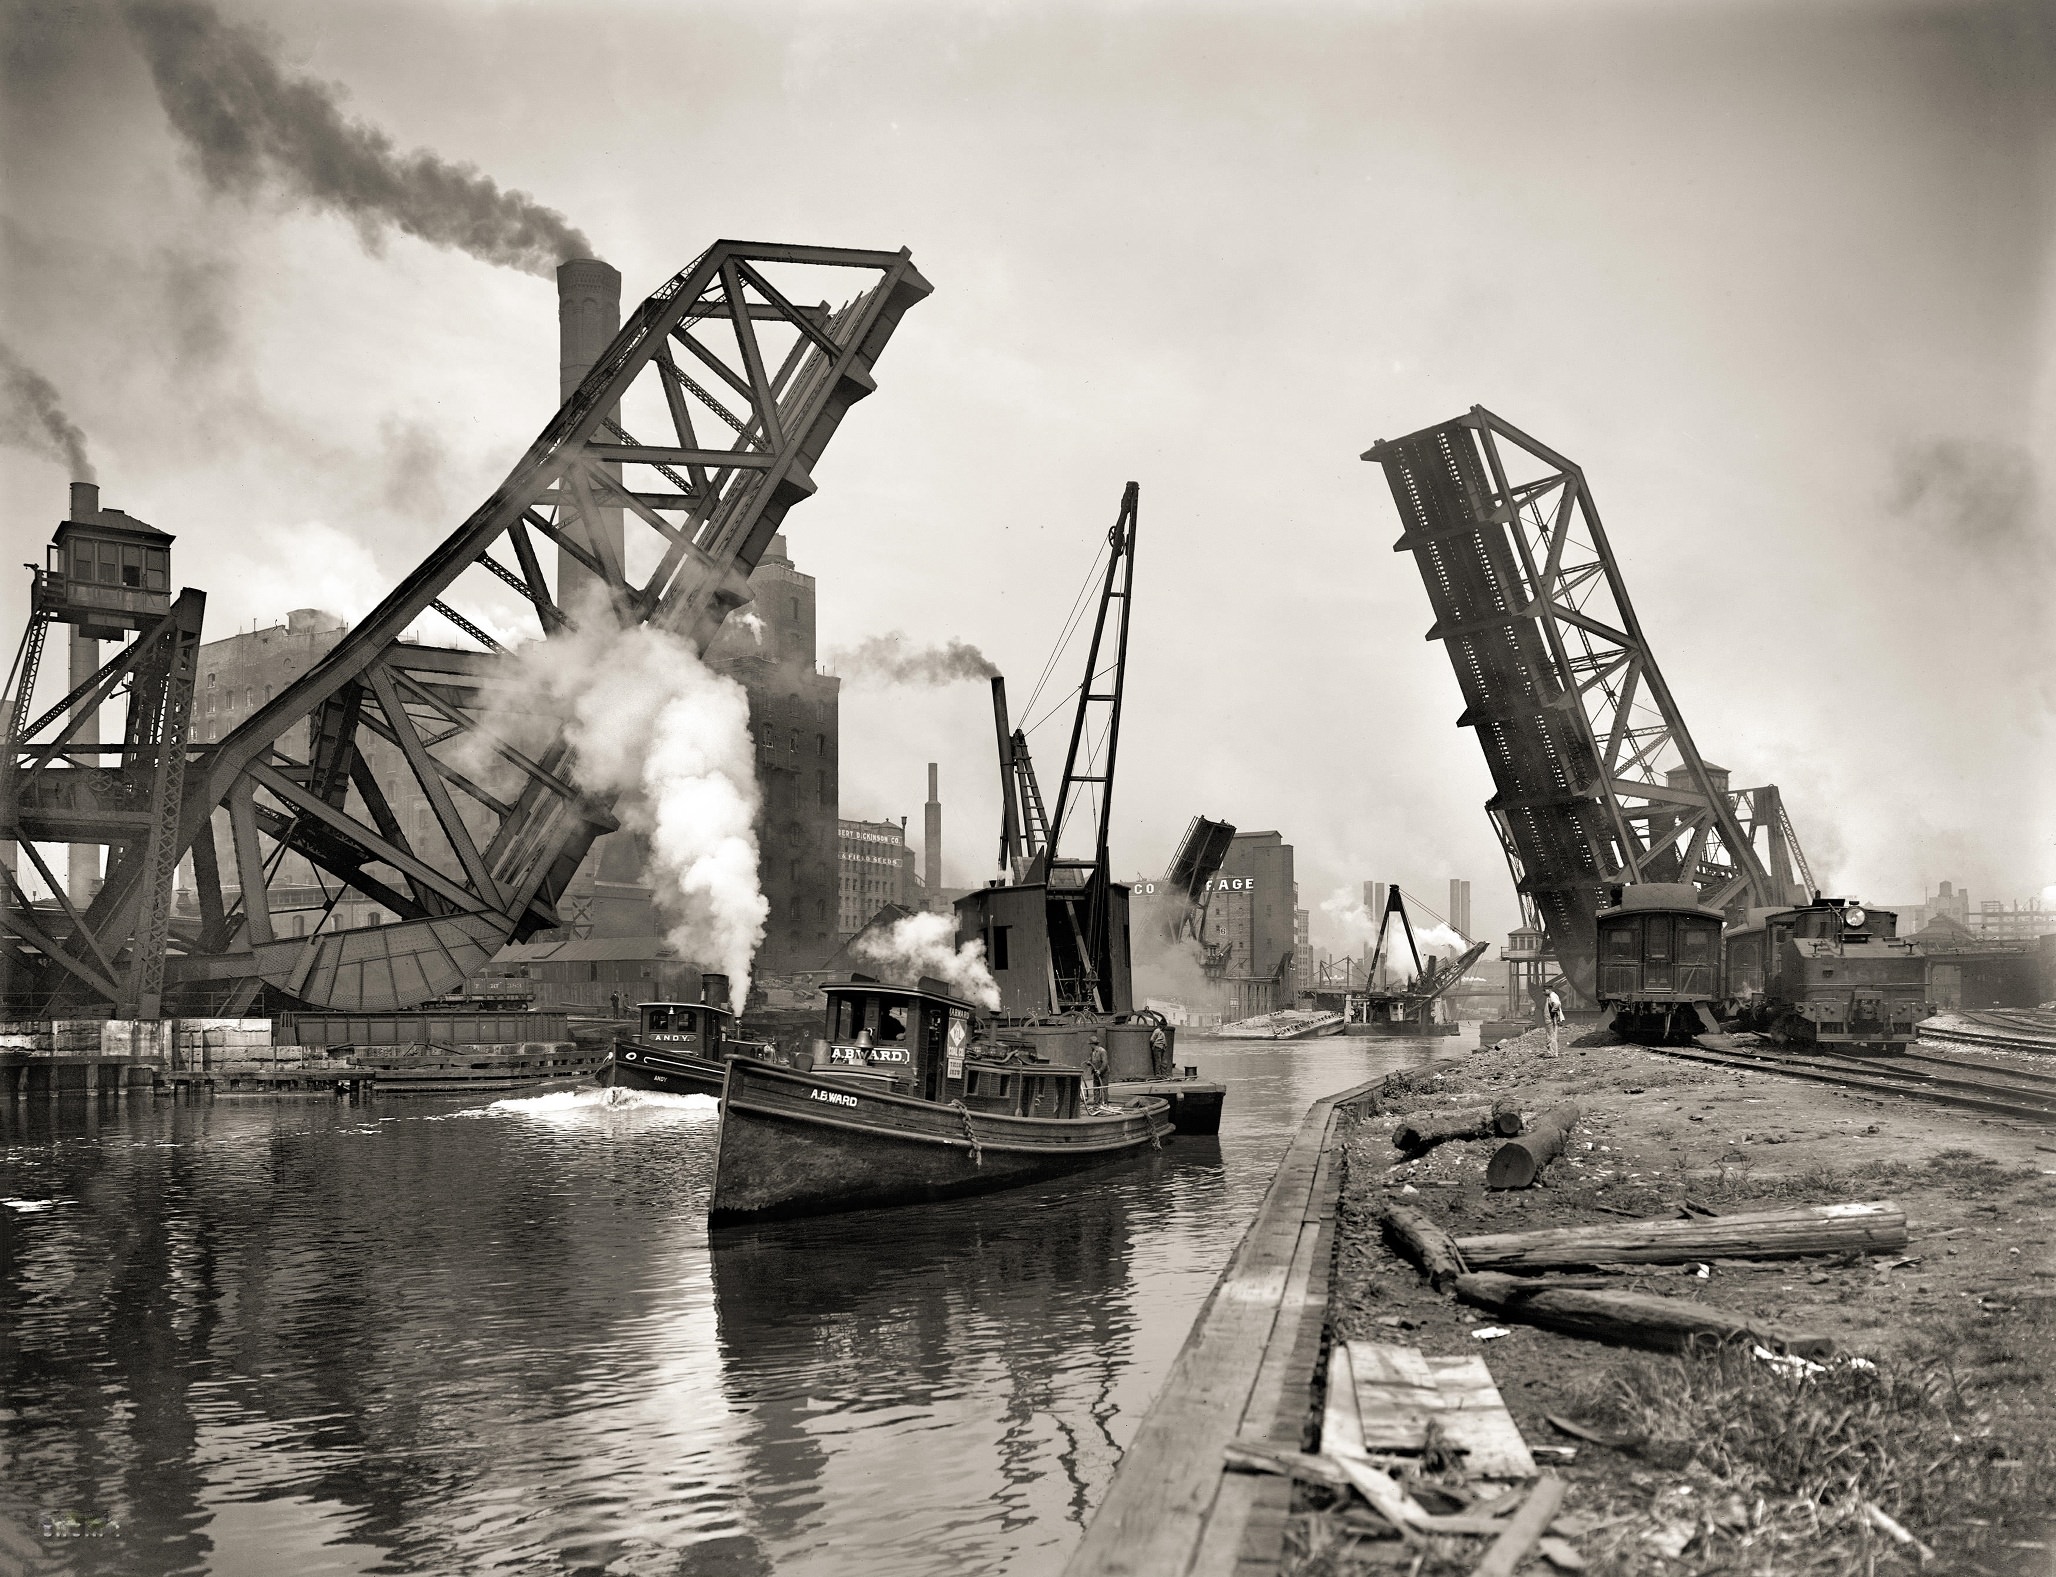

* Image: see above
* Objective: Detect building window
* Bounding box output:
[990,926,1010,971]
[816,734,825,756]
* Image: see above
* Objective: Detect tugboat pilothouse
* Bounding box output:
[601,973,771,1097]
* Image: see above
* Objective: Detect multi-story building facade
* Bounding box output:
[1205,831,1298,1021]
[838,818,918,939]
[1293,903,1312,993]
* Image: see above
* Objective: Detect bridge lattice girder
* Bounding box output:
[1365,407,1807,1002]
[7,240,929,1015]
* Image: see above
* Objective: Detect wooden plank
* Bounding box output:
[1322,1342,1366,1458]
[1420,1355,1537,1479]
[1340,1343,1439,1452]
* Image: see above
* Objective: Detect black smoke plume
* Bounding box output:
[0,339,94,481]
[121,0,592,276]
[827,632,1001,686]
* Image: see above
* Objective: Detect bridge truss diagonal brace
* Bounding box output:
[1365,406,1792,1001]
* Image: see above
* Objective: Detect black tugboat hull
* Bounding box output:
[709,1060,1172,1226]
[1105,1079,1226,1135]
[599,1042,727,1098]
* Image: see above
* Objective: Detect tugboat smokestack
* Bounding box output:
[701,973,731,1010]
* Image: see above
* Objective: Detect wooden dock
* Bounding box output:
[1062,1075,1384,1577]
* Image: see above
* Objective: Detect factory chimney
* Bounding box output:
[924,763,942,908]
[1449,878,1472,940]
[556,258,624,614]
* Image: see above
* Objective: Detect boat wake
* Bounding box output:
[480,1086,719,1121]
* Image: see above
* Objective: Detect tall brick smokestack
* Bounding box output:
[557,260,645,940]
[556,258,623,615]
[925,762,942,906]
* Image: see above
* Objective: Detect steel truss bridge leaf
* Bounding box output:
[1365,408,1809,1001]
[5,241,930,1015]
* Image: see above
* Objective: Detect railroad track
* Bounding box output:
[1635,1034,2056,1126]
[1916,1017,2056,1056]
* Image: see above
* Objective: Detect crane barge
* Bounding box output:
[955,484,1226,1134]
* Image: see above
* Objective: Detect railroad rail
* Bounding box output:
[1633,1032,2056,1127]
[1915,1011,2056,1056]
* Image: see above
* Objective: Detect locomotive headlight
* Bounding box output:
[1842,907,1867,929]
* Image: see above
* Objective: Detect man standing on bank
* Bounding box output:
[1545,986,1565,1052]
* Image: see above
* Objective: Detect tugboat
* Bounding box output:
[956,483,1227,1134]
[598,973,770,1096]
[707,974,1173,1225]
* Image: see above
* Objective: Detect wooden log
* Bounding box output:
[1392,1099,1523,1154]
[1378,1203,1468,1291]
[1473,1475,1567,1577]
[1454,1201,1907,1270]
[1484,1106,1576,1189]
[1455,1271,1835,1357]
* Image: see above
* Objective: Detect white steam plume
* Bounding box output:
[825,631,1000,686]
[496,617,766,1003]
[851,911,1001,1011]
[1318,887,1466,981]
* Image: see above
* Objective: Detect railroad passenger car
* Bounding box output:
[1594,883,1725,1042]
[1726,897,1928,1052]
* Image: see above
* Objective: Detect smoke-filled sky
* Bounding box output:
[3,0,2052,953]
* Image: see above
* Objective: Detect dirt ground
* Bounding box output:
[1283,1027,2056,1577]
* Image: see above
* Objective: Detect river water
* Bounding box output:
[0,1033,1469,1576]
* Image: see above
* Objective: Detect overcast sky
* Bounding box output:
[4,0,2051,953]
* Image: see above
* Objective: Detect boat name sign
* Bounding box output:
[809,1087,860,1108]
[827,1044,912,1066]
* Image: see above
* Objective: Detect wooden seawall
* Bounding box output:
[1063,1076,1382,1577]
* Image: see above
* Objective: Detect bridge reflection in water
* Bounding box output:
[0,1036,1465,1575]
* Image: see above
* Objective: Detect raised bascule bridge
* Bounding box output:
[1364,408,1813,1006]
[2,242,930,1019]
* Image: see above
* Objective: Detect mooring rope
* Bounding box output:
[949,1100,983,1167]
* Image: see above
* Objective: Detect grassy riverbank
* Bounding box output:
[1285,1030,2056,1575]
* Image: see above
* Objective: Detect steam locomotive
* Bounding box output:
[1594,888,1931,1051]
